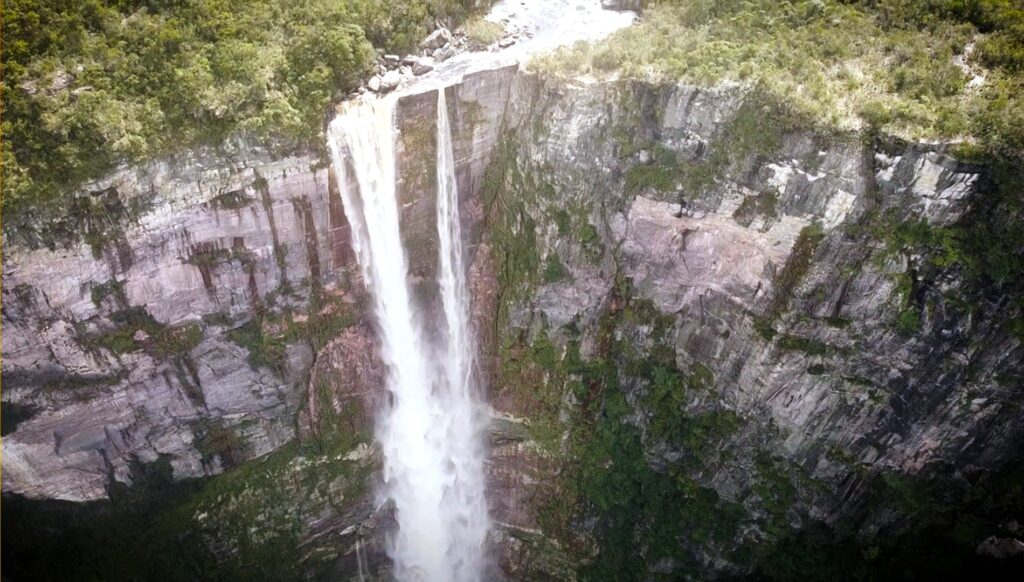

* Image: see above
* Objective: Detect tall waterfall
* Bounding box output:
[434,88,490,579]
[327,89,489,581]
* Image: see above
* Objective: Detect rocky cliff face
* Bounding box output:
[4,63,1022,579]
[477,74,1024,577]
[2,143,342,501]
[0,65,518,579]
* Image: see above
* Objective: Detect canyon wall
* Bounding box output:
[2,144,335,501]
[4,64,1022,579]
[480,74,1024,577]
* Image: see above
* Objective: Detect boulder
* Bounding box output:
[379,70,402,92]
[420,27,453,50]
[367,75,382,92]
[433,44,456,63]
[601,0,643,11]
[412,57,435,76]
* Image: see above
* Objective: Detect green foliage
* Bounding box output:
[193,418,244,466]
[770,223,825,316]
[227,316,286,374]
[753,453,799,519]
[530,331,559,372]
[621,89,808,206]
[463,15,504,44]
[1,0,479,232]
[307,376,371,452]
[513,286,748,578]
[622,142,681,194]
[845,1,1024,74]
[165,439,372,579]
[880,199,1024,290]
[578,222,600,246]
[756,461,1024,580]
[733,188,780,227]
[481,135,546,311]
[753,316,778,341]
[3,430,376,581]
[542,253,570,283]
[533,0,1024,158]
[552,208,572,235]
[80,306,202,359]
[624,162,676,193]
[279,288,359,353]
[725,91,807,161]
[186,244,254,268]
[873,165,1024,337]
[572,356,745,579]
[26,186,146,256]
[895,307,923,335]
[152,323,204,359]
[89,278,127,308]
[825,316,852,328]
[494,326,567,452]
[776,334,831,356]
[92,327,138,355]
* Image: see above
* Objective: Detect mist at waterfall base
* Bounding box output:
[327,90,490,581]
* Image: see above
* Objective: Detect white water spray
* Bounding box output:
[434,88,490,578]
[327,89,489,581]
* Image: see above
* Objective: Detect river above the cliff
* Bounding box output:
[396,0,637,96]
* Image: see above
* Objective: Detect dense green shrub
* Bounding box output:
[226,316,286,374]
[1,0,479,230]
[533,0,1024,160]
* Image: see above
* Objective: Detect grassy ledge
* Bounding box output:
[530,0,1024,157]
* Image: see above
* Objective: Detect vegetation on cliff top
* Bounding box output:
[1,0,479,229]
[533,0,1024,157]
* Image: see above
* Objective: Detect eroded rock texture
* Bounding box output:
[3,64,1022,580]
[477,75,1023,577]
[2,145,336,501]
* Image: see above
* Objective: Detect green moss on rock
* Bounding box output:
[227,316,286,374]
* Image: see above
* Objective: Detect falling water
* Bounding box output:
[326,89,488,581]
[434,88,490,578]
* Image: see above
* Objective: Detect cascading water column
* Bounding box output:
[328,96,448,581]
[434,88,490,579]
[326,88,489,581]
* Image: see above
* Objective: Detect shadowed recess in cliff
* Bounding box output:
[327,88,489,580]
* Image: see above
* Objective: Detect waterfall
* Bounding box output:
[434,88,490,578]
[326,89,488,581]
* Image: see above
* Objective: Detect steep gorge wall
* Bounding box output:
[3,62,1022,579]
[2,145,338,500]
[479,74,1024,577]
